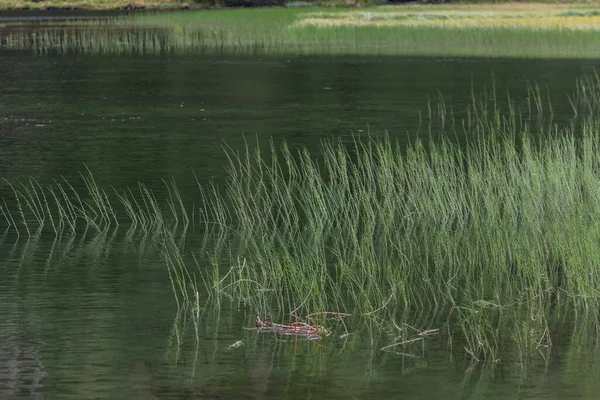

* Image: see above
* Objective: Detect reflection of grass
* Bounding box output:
[3,5,600,57]
[163,300,600,397]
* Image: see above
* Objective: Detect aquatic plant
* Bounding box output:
[5,73,600,360]
[0,169,189,238]
[156,72,600,359]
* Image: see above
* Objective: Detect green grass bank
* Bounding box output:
[2,0,600,10]
[3,4,600,57]
[0,0,380,10]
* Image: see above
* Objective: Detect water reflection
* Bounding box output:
[2,231,600,399]
[0,53,596,192]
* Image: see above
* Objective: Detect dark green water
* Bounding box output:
[2,45,600,398]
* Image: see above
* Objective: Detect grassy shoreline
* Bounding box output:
[4,4,600,57]
[2,1,600,11]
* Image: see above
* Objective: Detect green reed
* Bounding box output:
[5,73,600,359]
[155,73,600,359]
[0,169,188,238]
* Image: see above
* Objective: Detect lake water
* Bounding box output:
[2,21,600,399]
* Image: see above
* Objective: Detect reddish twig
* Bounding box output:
[255,315,336,341]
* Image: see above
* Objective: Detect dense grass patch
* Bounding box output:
[161,75,600,359]
[5,74,600,358]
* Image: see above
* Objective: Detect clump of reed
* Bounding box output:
[0,169,189,238]
[159,72,600,359]
[5,73,600,360]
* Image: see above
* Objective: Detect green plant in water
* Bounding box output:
[159,73,600,360]
[1,169,189,238]
[5,73,600,361]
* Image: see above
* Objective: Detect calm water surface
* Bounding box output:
[1,41,600,399]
